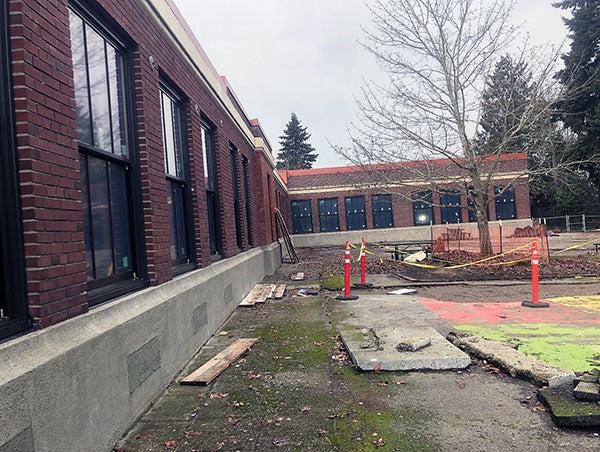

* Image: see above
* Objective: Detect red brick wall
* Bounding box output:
[8,0,282,329]
[289,180,531,234]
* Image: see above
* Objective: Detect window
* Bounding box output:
[201,121,222,254]
[242,156,253,247]
[412,191,434,225]
[440,191,462,224]
[70,6,144,302]
[230,144,243,249]
[318,198,340,232]
[372,194,394,229]
[495,186,516,220]
[0,0,28,339]
[160,83,193,270]
[291,200,313,234]
[345,196,367,230]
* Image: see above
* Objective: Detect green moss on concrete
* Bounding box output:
[321,274,360,291]
[457,323,600,372]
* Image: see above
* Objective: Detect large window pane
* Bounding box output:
[80,156,94,279]
[86,27,112,153]
[495,187,516,220]
[69,11,92,144]
[109,162,132,272]
[161,92,177,177]
[106,46,128,156]
[440,191,461,224]
[372,194,394,229]
[291,200,313,234]
[169,182,187,262]
[413,191,434,225]
[318,198,339,232]
[345,196,366,230]
[88,156,113,279]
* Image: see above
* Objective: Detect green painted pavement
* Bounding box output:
[456,323,600,373]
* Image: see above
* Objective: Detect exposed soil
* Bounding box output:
[281,246,600,283]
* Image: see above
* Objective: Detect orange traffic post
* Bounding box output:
[336,241,358,301]
[522,241,550,308]
[353,238,373,289]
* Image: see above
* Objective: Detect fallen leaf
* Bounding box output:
[394,379,406,385]
[372,437,386,447]
[373,363,382,374]
[164,439,178,449]
[300,405,311,413]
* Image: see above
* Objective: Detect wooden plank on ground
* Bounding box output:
[291,272,305,281]
[273,284,286,299]
[239,285,266,307]
[181,338,259,386]
[261,284,277,301]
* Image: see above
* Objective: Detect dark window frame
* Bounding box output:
[345,196,367,231]
[318,197,340,233]
[440,190,462,224]
[159,79,196,274]
[69,1,147,306]
[291,199,313,234]
[200,118,222,255]
[241,155,253,247]
[372,194,394,229]
[494,186,517,220]
[230,143,243,249]
[0,0,29,340]
[412,191,434,226]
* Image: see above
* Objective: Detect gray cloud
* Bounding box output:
[174,0,569,167]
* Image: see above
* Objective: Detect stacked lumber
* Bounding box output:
[180,338,259,386]
[239,284,286,307]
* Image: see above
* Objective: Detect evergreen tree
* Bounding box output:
[554,0,600,191]
[476,55,534,153]
[276,113,318,170]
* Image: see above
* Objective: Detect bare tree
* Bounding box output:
[335,0,598,256]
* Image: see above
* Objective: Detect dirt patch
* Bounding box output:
[415,282,600,303]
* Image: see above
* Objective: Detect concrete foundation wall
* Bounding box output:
[0,243,281,452]
[291,219,533,248]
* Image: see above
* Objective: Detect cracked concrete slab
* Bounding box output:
[340,325,471,371]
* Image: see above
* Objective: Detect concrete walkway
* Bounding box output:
[116,286,599,451]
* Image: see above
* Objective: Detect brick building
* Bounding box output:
[285,154,531,236]
[0,0,286,449]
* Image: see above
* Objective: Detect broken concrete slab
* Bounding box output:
[538,384,600,427]
[573,381,600,402]
[448,334,575,387]
[396,337,431,352]
[341,326,470,371]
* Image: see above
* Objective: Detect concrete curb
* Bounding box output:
[447,333,575,387]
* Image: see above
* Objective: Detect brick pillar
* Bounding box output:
[10,0,88,328]
[133,50,171,284]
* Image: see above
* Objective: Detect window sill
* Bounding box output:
[0,318,32,343]
[88,278,148,307]
[173,262,196,278]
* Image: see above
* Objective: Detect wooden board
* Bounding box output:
[290,272,305,281]
[273,284,286,299]
[180,338,259,386]
[239,285,266,306]
[255,284,276,303]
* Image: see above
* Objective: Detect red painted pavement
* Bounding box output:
[419,298,600,325]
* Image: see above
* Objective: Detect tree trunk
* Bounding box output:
[476,214,494,257]
[471,183,494,257]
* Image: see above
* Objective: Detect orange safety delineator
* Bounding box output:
[522,241,550,308]
[353,237,373,289]
[336,241,359,301]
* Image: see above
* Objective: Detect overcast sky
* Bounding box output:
[173,0,570,167]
